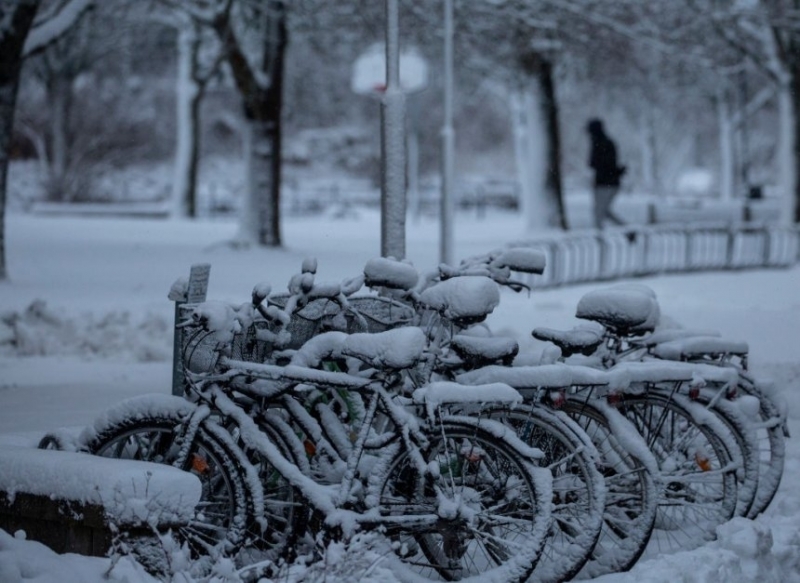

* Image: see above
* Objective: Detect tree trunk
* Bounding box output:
[46,73,72,201]
[517,51,566,231]
[216,0,286,247]
[776,83,796,226]
[792,63,800,224]
[240,119,280,245]
[172,25,202,219]
[716,88,735,201]
[509,90,531,225]
[536,58,567,230]
[0,2,41,281]
[638,108,656,195]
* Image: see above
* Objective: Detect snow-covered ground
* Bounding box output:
[1,209,799,582]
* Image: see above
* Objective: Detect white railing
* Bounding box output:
[510,223,800,289]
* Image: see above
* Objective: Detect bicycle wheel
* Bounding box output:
[615,390,739,557]
[79,395,299,563]
[691,387,760,518]
[370,418,552,582]
[235,410,309,563]
[737,373,786,517]
[562,397,659,577]
[493,406,605,583]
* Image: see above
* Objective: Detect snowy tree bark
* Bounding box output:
[516,51,566,231]
[0,0,93,281]
[537,58,567,229]
[777,83,796,225]
[241,119,280,245]
[792,60,800,224]
[0,1,40,281]
[509,90,533,226]
[716,89,734,201]
[46,72,72,200]
[172,24,202,219]
[212,0,286,247]
[638,109,658,196]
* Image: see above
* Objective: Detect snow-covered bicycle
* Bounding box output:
[83,323,554,581]
[533,282,784,518]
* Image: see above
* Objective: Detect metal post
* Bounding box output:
[171,300,185,396]
[380,0,407,259]
[170,263,211,397]
[440,0,455,266]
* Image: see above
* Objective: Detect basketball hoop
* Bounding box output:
[351,43,428,97]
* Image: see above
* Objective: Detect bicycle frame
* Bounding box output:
[185,353,537,538]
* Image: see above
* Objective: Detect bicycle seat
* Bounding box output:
[531,327,603,357]
[450,335,519,368]
[363,257,419,291]
[575,287,659,336]
[419,276,500,326]
[341,327,426,370]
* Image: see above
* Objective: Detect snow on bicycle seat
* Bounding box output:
[651,337,749,361]
[628,328,721,348]
[576,287,659,335]
[531,326,603,357]
[489,247,547,274]
[363,257,419,290]
[450,334,519,367]
[419,276,500,324]
[341,327,426,370]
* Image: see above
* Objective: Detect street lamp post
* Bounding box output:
[440,0,455,265]
[380,0,407,259]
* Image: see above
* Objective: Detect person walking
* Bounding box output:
[586,118,628,231]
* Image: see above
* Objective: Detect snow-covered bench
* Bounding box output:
[0,446,200,557]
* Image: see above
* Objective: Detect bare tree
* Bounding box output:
[169,0,287,245]
[0,0,93,281]
[678,0,800,223]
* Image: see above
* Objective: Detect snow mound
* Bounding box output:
[0,300,171,362]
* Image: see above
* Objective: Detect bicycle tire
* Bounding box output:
[615,390,739,557]
[691,387,760,518]
[79,395,301,563]
[561,396,659,577]
[492,406,606,583]
[737,373,786,517]
[234,410,310,564]
[369,418,552,582]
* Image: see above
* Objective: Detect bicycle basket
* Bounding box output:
[346,295,415,333]
[268,293,416,343]
[181,294,417,372]
[182,318,287,373]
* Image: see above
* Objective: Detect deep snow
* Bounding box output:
[0,209,799,582]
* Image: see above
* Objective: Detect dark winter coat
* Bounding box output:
[588,128,626,188]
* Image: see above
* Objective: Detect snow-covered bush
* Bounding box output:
[0,300,171,361]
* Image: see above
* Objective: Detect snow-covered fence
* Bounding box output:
[512,223,800,289]
[0,447,200,556]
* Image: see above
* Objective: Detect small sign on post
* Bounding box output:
[171,263,211,397]
[186,263,211,304]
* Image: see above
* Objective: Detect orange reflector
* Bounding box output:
[464,452,482,464]
[695,453,712,472]
[191,453,210,474]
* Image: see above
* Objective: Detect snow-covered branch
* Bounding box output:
[22,0,94,57]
